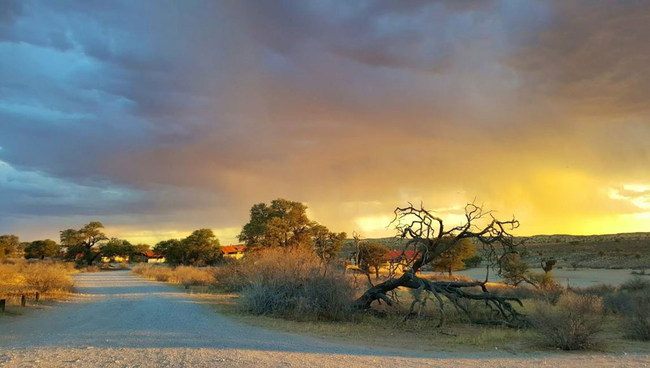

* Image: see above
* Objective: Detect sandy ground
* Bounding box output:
[453,267,641,287]
[0,271,648,367]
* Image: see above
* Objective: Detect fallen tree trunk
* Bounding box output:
[352,202,529,328]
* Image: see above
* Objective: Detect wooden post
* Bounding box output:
[0,299,5,313]
[21,295,26,307]
[35,292,40,303]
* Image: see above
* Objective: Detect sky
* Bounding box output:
[1,0,649,245]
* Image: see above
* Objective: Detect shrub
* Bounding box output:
[623,291,650,341]
[21,263,74,293]
[532,293,604,350]
[463,255,483,268]
[621,277,650,292]
[603,292,633,315]
[211,258,253,291]
[240,248,354,320]
[79,265,101,273]
[571,284,617,297]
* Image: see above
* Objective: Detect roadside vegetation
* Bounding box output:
[0,259,75,315]
[127,198,650,354]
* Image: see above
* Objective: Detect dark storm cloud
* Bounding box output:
[1,0,649,241]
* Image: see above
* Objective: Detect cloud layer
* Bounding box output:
[1,0,649,243]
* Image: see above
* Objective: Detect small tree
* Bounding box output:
[358,242,390,279]
[500,253,533,286]
[432,237,475,276]
[24,239,60,259]
[100,238,134,262]
[311,224,346,266]
[155,229,223,265]
[0,235,19,259]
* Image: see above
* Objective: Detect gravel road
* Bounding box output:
[0,271,647,367]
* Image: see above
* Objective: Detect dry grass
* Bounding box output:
[0,259,75,311]
[131,264,215,287]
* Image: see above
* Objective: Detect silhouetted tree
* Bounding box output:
[60,222,108,265]
[24,239,60,259]
[354,202,527,328]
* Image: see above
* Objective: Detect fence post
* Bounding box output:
[35,292,40,303]
[0,299,5,313]
[21,295,26,307]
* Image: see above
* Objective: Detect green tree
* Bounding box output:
[0,235,19,259]
[312,224,346,265]
[100,238,134,261]
[24,239,60,259]
[155,230,223,265]
[60,221,108,265]
[432,238,476,276]
[358,242,390,279]
[238,199,312,248]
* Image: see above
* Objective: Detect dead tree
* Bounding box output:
[353,202,529,328]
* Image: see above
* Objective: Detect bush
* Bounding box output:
[21,263,74,293]
[623,291,650,341]
[463,255,483,268]
[532,293,604,350]
[603,292,632,315]
[621,277,650,292]
[211,258,253,291]
[240,248,354,320]
[79,265,101,273]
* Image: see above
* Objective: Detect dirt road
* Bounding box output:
[0,271,647,367]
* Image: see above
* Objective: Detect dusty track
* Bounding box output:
[0,271,647,367]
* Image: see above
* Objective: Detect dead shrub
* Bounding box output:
[240,248,354,320]
[21,263,74,294]
[532,293,604,350]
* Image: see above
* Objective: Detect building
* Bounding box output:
[221,245,246,259]
[141,250,166,263]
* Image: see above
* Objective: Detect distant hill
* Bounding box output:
[346,232,650,246]
[516,232,650,244]
[343,232,650,269]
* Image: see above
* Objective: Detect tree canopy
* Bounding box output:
[238,199,312,248]
[24,239,60,259]
[60,221,108,265]
[100,238,134,261]
[238,199,346,263]
[431,237,476,276]
[154,229,223,265]
[357,242,390,279]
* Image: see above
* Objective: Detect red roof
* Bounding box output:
[221,245,247,254]
[386,250,421,261]
[142,250,164,258]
